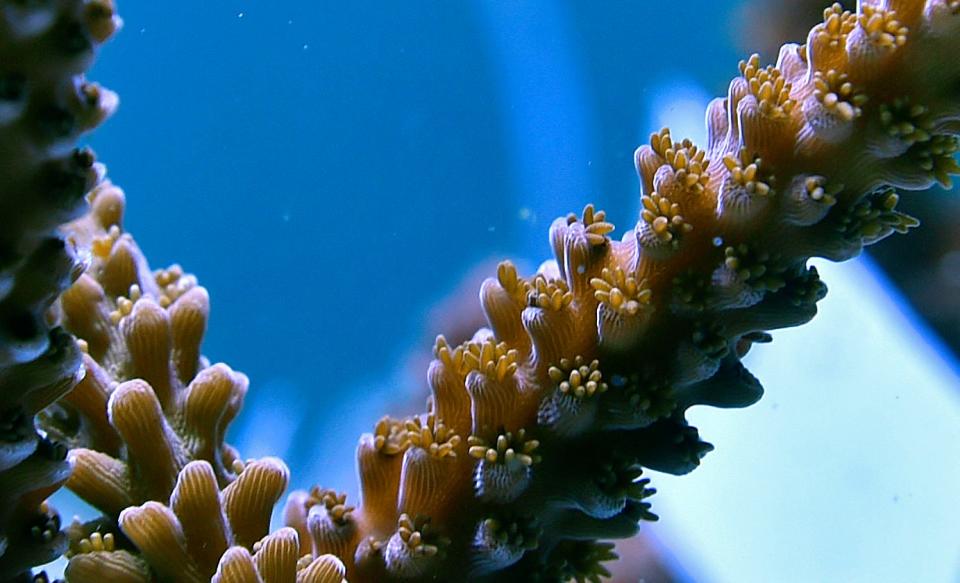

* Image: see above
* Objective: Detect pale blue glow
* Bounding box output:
[652,257,960,583]
[647,78,712,147]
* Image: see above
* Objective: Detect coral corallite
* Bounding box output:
[1,0,958,582]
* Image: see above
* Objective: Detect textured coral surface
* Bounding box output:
[48,182,348,582]
[2,0,959,582]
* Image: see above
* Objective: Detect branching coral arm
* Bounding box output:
[288,1,960,579]
[0,0,119,578]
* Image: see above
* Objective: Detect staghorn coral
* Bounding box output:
[44,179,248,512]
[29,181,346,581]
[1,0,958,581]
[0,0,119,578]
[282,1,958,579]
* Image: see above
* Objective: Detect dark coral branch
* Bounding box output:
[0,1,119,579]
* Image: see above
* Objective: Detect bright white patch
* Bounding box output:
[646,78,712,146]
[652,257,960,582]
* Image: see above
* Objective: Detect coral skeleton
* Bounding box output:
[0,0,958,581]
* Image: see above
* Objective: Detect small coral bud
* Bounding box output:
[599,372,675,431]
[881,99,932,141]
[833,188,919,251]
[637,192,692,256]
[846,4,909,77]
[119,299,176,410]
[296,552,348,583]
[577,204,615,246]
[222,457,289,549]
[470,514,541,575]
[717,148,775,229]
[467,429,539,503]
[720,265,828,334]
[154,263,198,308]
[461,336,525,434]
[211,546,258,583]
[88,181,125,231]
[857,4,909,51]
[545,450,658,526]
[527,273,573,313]
[107,379,184,501]
[168,461,231,577]
[705,97,730,154]
[305,487,357,560]
[591,266,654,351]
[803,69,867,143]
[182,364,247,482]
[100,235,140,298]
[119,501,206,583]
[250,527,301,582]
[538,357,607,437]
[353,535,388,580]
[782,174,838,226]
[462,337,519,382]
[65,448,133,516]
[591,457,658,520]
[397,417,461,518]
[83,0,122,43]
[806,3,856,76]
[590,267,652,315]
[168,285,209,384]
[65,547,151,583]
[650,133,711,197]
[672,321,728,386]
[738,54,795,119]
[404,413,460,459]
[870,97,936,157]
[427,335,472,436]
[354,416,408,538]
[282,489,313,556]
[384,514,449,579]
[59,273,111,358]
[550,204,614,297]
[551,500,651,540]
[711,244,786,309]
[774,42,807,83]
[634,129,674,194]
[479,261,532,351]
[522,275,578,375]
[903,135,960,189]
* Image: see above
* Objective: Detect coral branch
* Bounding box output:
[0,0,119,577]
[319,1,959,579]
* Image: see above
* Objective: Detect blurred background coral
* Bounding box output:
[50,1,960,581]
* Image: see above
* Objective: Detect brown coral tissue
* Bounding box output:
[2,1,959,582]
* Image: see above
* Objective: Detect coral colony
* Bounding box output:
[1,0,959,581]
